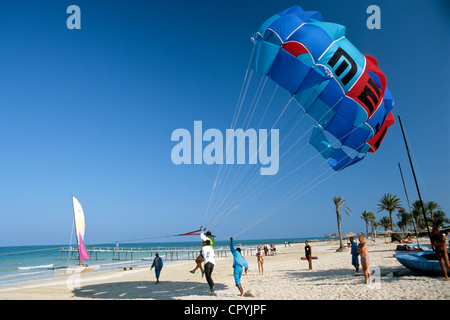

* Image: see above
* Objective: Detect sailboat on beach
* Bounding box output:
[54,196,100,274]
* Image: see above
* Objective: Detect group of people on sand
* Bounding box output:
[188,230,250,296]
[149,227,450,295]
[149,229,261,296]
[348,227,450,283]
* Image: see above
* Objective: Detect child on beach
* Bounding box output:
[230,238,249,296]
[357,235,370,284]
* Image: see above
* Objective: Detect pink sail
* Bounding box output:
[78,233,90,261]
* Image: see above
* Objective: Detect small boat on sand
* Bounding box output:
[395,244,424,252]
[54,196,100,274]
[394,251,449,275]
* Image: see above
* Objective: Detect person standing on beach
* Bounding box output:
[304,241,312,270]
[201,235,216,295]
[151,253,163,284]
[357,235,371,284]
[230,237,248,296]
[256,245,264,275]
[350,237,359,273]
[190,230,215,276]
[430,227,450,281]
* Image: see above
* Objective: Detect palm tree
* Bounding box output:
[396,207,412,232]
[411,200,426,229]
[377,193,402,231]
[432,210,450,228]
[371,220,380,238]
[426,201,441,226]
[333,196,351,252]
[379,216,392,231]
[360,211,375,236]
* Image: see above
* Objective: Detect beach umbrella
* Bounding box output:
[343,232,356,238]
[379,230,393,235]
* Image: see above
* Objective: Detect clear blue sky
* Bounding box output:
[0,0,448,246]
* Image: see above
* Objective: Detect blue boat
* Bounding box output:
[394,251,450,275]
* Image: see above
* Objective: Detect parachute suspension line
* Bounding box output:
[207,93,337,231]
[206,34,331,231]
[242,75,268,131]
[233,137,369,238]
[211,118,370,233]
[208,99,305,231]
[204,73,273,228]
[205,95,294,230]
[230,44,256,131]
[256,84,279,130]
[216,75,268,204]
[279,110,306,146]
[213,151,330,233]
[214,85,331,213]
[204,69,254,221]
[215,95,339,212]
[233,158,345,238]
[204,74,268,228]
[202,46,256,227]
[213,91,290,213]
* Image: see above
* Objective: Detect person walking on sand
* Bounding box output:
[304,240,313,270]
[201,235,216,295]
[151,253,163,284]
[430,227,450,281]
[357,235,371,284]
[230,237,248,296]
[350,237,359,273]
[256,245,264,275]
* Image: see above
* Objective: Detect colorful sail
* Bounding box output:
[77,232,90,261]
[72,196,90,261]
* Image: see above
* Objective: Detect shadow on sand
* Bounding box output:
[72,280,227,300]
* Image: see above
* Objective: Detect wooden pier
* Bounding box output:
[59,246,256,261]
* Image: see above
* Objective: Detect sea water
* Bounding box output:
[0,237,323,288]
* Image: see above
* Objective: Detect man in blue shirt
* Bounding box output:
[151,253,163,284]
[350,237,360,273]
[230,237,249,296]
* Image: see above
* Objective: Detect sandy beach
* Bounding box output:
[1,240,449,300]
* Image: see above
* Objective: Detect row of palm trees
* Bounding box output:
[332,194,448,251]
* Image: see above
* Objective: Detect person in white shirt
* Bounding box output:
[201,235,216,295]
